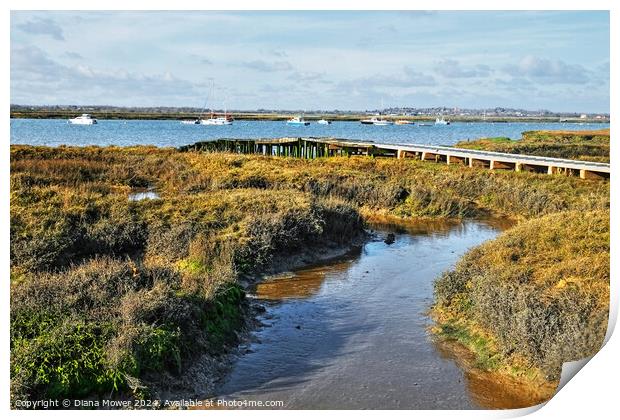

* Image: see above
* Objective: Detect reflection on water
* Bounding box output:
[255,260,356,300]
[213,218,545,409]
[433,338,556,409]
[366,215,517,236]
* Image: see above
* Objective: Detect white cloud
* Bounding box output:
[337,67,436,92]
[503,55,590,84]
[10,45,204,105]
[235,60,293,72]
[16,18,65,41]
[434,59,492,78]
[9,11,609,111]
[64,51,84,60]
[287,71,328,83]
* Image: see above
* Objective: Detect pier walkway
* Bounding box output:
[179,137,610,180]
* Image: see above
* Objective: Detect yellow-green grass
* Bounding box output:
[433,210,609,400]
[10,146,365,402]
[10,145,609,403]
[454,129,610,163]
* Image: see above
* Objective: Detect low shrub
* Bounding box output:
[10,144,608,403]
[433,210,609,380]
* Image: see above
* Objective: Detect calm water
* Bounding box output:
[10,118,608,148]
[211,219,545,410]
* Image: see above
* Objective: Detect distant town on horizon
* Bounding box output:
[9,104,611,119]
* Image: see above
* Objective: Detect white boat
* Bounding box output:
[361,98,393,125]
[435,117,450,125]
[286,116,310,126]
[68,114,97,125]
[395,120,413,125]
[360,117,393,126]
[181,119,200,125]
[317,119,331,125]
[200,115,233,125]
[195,80,234,125]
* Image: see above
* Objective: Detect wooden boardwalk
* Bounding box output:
[179,137,610,180]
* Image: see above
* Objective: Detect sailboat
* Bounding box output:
[197,81,234,125]
[434,116,450,125]
[200,113,233,125]
[360,98,393,125]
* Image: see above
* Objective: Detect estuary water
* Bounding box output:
[10,118,608,148]
[211,219,547,410]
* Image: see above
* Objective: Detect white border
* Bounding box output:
[2,2,616,419]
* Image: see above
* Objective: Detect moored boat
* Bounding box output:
[317,119,331,125]
[200,115,233,125]
[395,120,413,125]
[287,116,310,126]
[68,114,97,125]
[435,117,450,125]
[196,80,234,125]
[360,117,393,126]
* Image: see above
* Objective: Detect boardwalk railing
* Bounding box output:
[179,137,610,180]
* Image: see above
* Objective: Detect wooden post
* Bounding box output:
[577,169,607,180]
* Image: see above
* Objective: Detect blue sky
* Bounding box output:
[10,11,610,112]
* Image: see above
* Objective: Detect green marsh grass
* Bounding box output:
[10,143,609,403]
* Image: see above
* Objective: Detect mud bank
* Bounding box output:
[155,236,368,403]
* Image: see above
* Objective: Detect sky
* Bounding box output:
[10,11,610,113]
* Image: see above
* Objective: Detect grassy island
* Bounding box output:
[454,129,610,163]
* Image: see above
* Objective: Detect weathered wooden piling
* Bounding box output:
[178,137,610,181]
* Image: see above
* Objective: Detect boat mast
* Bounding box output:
[198,78,214,121]
[210,80,215,118]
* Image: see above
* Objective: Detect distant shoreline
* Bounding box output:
[9,110,610,124]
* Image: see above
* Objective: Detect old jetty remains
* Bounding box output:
[179,137,610,180]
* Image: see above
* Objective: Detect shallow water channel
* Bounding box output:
[212,218,540,409]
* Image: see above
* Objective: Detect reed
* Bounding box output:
[10,144,609,403]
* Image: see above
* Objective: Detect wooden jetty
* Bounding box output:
[179,137,610,180]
